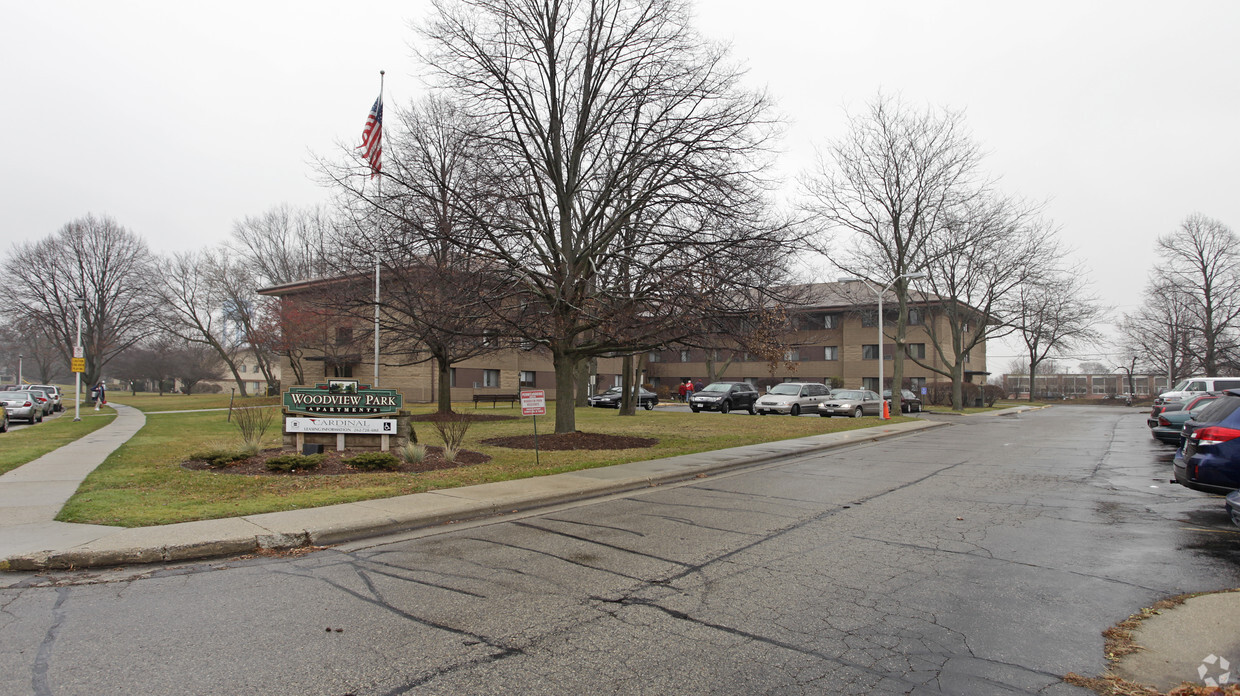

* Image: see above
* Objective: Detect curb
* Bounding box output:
[1,419,948,572]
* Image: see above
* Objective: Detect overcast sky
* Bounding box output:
[5,1,1239,369]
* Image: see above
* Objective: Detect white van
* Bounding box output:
[1155,377,1240,405]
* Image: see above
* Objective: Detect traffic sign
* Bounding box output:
[521,389,546,416]
[71,358,85,373]
[73,346,84,359]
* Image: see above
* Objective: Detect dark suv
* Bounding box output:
[1174,389,1240,494]
[689,381,760,414]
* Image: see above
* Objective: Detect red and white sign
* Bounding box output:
[520,390,546,416]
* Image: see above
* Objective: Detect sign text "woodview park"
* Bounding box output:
[282,381,403,416]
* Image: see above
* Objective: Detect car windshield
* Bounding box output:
[835,390,865,400]
[768,384,801,396]
[701,383,732,393]
[1169,379,1192,392]
[602,388,622,395]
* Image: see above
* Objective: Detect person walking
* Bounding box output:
[93,381,107,411]
[685,380,695,401]
[678,380,688,403]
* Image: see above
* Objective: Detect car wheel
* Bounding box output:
[790,404,800,417]
[758,410,766,416]
[853,407,863,418]
[915,403,921,413]
[719,400,730,414]
[643,400,654,411]
[819,412,830,417]
[690,405,699,413]
[747,402,755,415]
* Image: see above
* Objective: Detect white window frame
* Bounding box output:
[483,369,500,388]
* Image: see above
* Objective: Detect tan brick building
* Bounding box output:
[259,280,986,402]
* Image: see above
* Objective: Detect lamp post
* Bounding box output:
[74,297,84,421]
[16,355,22,387]
[838,272,927,418]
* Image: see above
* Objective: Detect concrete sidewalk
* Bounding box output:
[0,414,950,572]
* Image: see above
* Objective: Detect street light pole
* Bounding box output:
[838,272,927,419]
[74,298,83,421]
[17,355,22,387]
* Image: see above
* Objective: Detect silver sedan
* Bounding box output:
[0,391,45,423]
[818,389,884,418]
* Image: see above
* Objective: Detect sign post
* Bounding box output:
[520,390,547,466]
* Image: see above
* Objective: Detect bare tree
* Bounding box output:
[1151,213,1240,375]
[910,195,1053,409]
[332,0,792,433]
[2,214,158,388]
[155,250,250,394]
[1012,271,1105,401]
[1117,277,1197,385]
[803,93,986,413]
[231,205,337,286]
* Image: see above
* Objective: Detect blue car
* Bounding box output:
[1174,390,1240,495]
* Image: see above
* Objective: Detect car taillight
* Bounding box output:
[1158,416,1171,427]
[22,401,31,407]
[1192,426,1240,446]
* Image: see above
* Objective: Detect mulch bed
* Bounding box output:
[409,412,519,423]
[481,431,657,451]
[182,446,489,476]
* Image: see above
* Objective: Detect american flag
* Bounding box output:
[358,95,383,178]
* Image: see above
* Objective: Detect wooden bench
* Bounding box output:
[473,393,519,408]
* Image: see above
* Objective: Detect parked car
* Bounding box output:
[587,386,658,410]
[1226,490,1240,529]
[1156,376,1240,406]
[754,382,831,416]
[1152,397,1219,445]
[26,385,60,413]
[882,389,923,413]
[689,381,759,414]
[29,384,62,412]
[0,391,45,423]
[0,403,7,432]
[1173,390,1240,494]
[819,389,884,418]
[1149,392,1220,431]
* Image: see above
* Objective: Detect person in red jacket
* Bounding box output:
[678,380,689,402]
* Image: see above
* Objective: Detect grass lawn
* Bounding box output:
[58,404,912,527]
[0,410,117,476]
[111,392,280,413]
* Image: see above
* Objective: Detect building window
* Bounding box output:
[862,377,879,392]
[823,346,839,361]
[648,351,661,363]
[962,351,971,364]
[908,309,924,326]
[520,338,534,350]
[482,369,500,388]
[519,371,536,388]
[238,364,246,373]
[482,330,496,347]
[823,313,838,329]
[336,326,353,346]
[614,375,623,387]
[908,377,926,393]
[450,368,456,388]
[861,310,877,327]
[332,364,353,378]
[680,350,691,362]
[862,344,879,360]
[962,321,971,333]
[785,349,800,362]
[906,343,926,359]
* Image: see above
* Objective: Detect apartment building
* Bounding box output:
[258,280,986,401]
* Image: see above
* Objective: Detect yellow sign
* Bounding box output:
[71,358,85,373]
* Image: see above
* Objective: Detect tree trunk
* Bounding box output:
[619,354,635,416]
[436,356,453,414]
[553,349,578,434]
[574,357,592,407]
[951,363,964,410]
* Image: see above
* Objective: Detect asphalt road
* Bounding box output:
[1,406,1236,695]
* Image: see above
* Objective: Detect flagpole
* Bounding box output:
[373,70,384,387]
